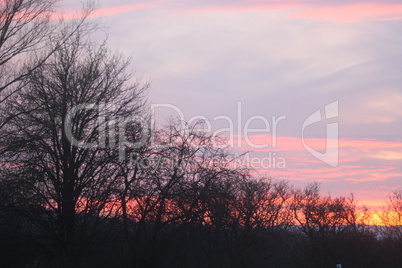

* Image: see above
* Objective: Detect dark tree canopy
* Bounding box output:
[1,14,149,265]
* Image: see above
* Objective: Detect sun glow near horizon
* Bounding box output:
[59,0,402,226]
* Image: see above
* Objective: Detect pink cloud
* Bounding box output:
[292,3,402,22]
[344,175,399,183]
[89,3,157,17]
[178,2,300,14]
[231,134,402,206]
[237,134,402,153]
[57,1,402,23]
[164,1,402,22]
[52,2,159,20]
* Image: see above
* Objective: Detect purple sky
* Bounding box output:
[63,0,402,206]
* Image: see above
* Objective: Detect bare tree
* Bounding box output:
[0,0,56,91]
[0,0,98,131]
[236,178,292,233]
[1,22,149,265]
[291,183,360,266]
[116,120,242,266]
[379,190,402,239]
[292,183,354,238]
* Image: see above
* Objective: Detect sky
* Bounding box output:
[64,0,402,207]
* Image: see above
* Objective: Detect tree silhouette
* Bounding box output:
[1,23,149,265]
[0,0,96,131]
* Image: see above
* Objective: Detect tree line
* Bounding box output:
[0,0,401,267]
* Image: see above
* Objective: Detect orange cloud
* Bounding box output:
[370,151,402,160]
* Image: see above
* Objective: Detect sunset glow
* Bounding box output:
[55,0,402,210]
[2,1,402,266]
